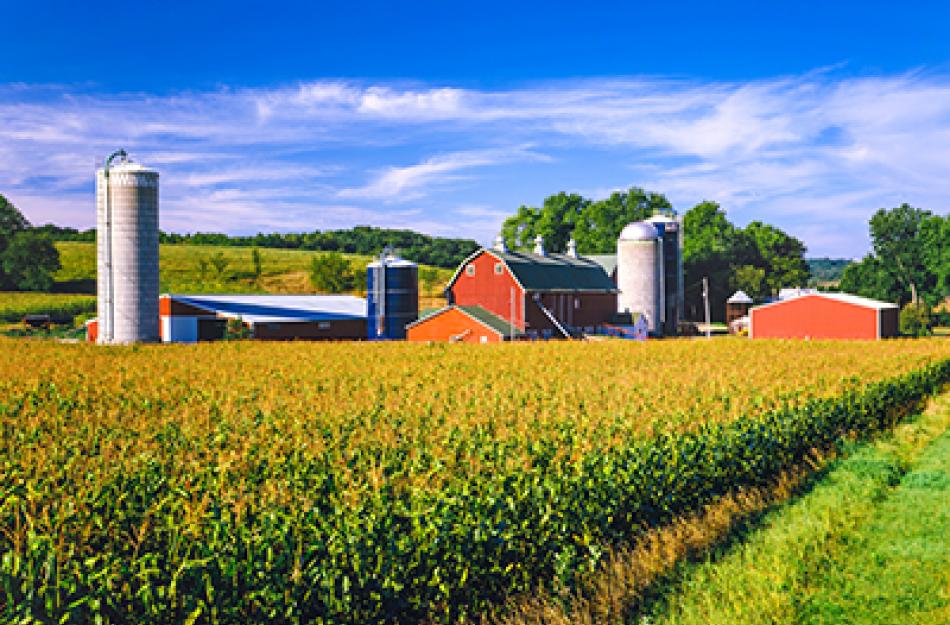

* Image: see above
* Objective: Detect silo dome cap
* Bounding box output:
[619,221,659,241]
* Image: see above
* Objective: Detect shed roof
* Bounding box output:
[164,294,367,323]
[727,290,753,304]
[751,292,897,312]
[449,248,617,293]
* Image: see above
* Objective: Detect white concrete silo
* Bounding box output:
[96,151,160,344]
[617,221,662,333]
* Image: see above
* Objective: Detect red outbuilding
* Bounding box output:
[749,292,899,340]
[441,242,618,339]
[407,305,522,343]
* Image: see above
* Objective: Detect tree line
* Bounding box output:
[35,224,479,269]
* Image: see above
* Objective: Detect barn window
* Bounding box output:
[494,262,504,275]
[318,321,331,330]
[466,264,476,276]
[574,298,581,309]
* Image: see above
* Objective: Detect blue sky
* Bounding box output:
[3,1,950,257]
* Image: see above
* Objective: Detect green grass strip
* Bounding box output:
[644,389,950,625]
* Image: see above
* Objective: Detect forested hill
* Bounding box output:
[807,258,852,284]
[34,224,480,269]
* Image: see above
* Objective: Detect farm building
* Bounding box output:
[749,292,899,340]
[435,237,618,339]
[87,294,368,342]
[406,305,523,343]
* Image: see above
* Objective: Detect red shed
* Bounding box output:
[407,305,522,343]
[750,292,899,340]
[445,244,618,338]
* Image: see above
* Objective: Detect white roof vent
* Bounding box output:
[566,238,578,258]
[533,235,546,256]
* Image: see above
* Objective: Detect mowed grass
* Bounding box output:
[642,388,950,625]
[53,241,452,295]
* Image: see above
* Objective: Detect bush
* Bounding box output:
[900,302,933,337]
[310,252,357,292]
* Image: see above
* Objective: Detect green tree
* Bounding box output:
[310,253,357,293]
[572,188,671,253]
[840,205,946,306]
[209,252,229,279]
[251,248,263,281]
[742,221,810,294]
[899,302,933,337]
[683,201,739,321]
[2,231,61,291]
[731,264,767,300]
[869,204,934,304]
[0,194,61,291]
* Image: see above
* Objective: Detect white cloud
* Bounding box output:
[1,73,949,255]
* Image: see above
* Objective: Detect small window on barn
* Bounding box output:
[466,264,476,276]
[318,321,331,330]
[494,262,504,275]
[574,298,581,309]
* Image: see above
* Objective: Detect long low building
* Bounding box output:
[87,294,369,342]
[750,292,899,340]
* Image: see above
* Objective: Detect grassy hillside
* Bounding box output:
[53,241,452,302]
[641,389,950,625]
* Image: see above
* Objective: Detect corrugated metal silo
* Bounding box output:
[367,251,419,339]
[96,151,160,344]
[646,213,683,335]
[617,221,662,334]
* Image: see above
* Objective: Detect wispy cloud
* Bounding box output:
[1,72,949,255]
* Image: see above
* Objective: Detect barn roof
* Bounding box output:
[751,291,898,312]
[163,294,367,323]
[584,254,618,276]
[448,248,617,293]
[407,304,524,337]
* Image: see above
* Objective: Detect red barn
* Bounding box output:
[750,292,899,340]
[432,243,618,339]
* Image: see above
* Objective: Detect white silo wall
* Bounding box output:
[96,164,160,344]
[617,238,661,332]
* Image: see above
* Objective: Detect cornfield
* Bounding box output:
[1,338,948,624]
[0,292,96,323]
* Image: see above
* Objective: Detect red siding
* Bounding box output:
[751,295,884,340]
[86,319,98,343]
[407,308,504,343]
[450,251,526,330]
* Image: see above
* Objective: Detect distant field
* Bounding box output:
[1,338,948,624]
[53,241,453,297]
[0,291,96,322]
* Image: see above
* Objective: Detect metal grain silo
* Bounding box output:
[646,213,684,335]
[617,221,662,334]
[367,250,418,340]
[96,150,160,344]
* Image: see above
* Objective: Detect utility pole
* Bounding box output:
[702,277,711,339]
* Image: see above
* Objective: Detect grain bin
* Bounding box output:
[96,150,160,344]
[367,251,418,339]
[646,213,683,335]
[617,221,662,334]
